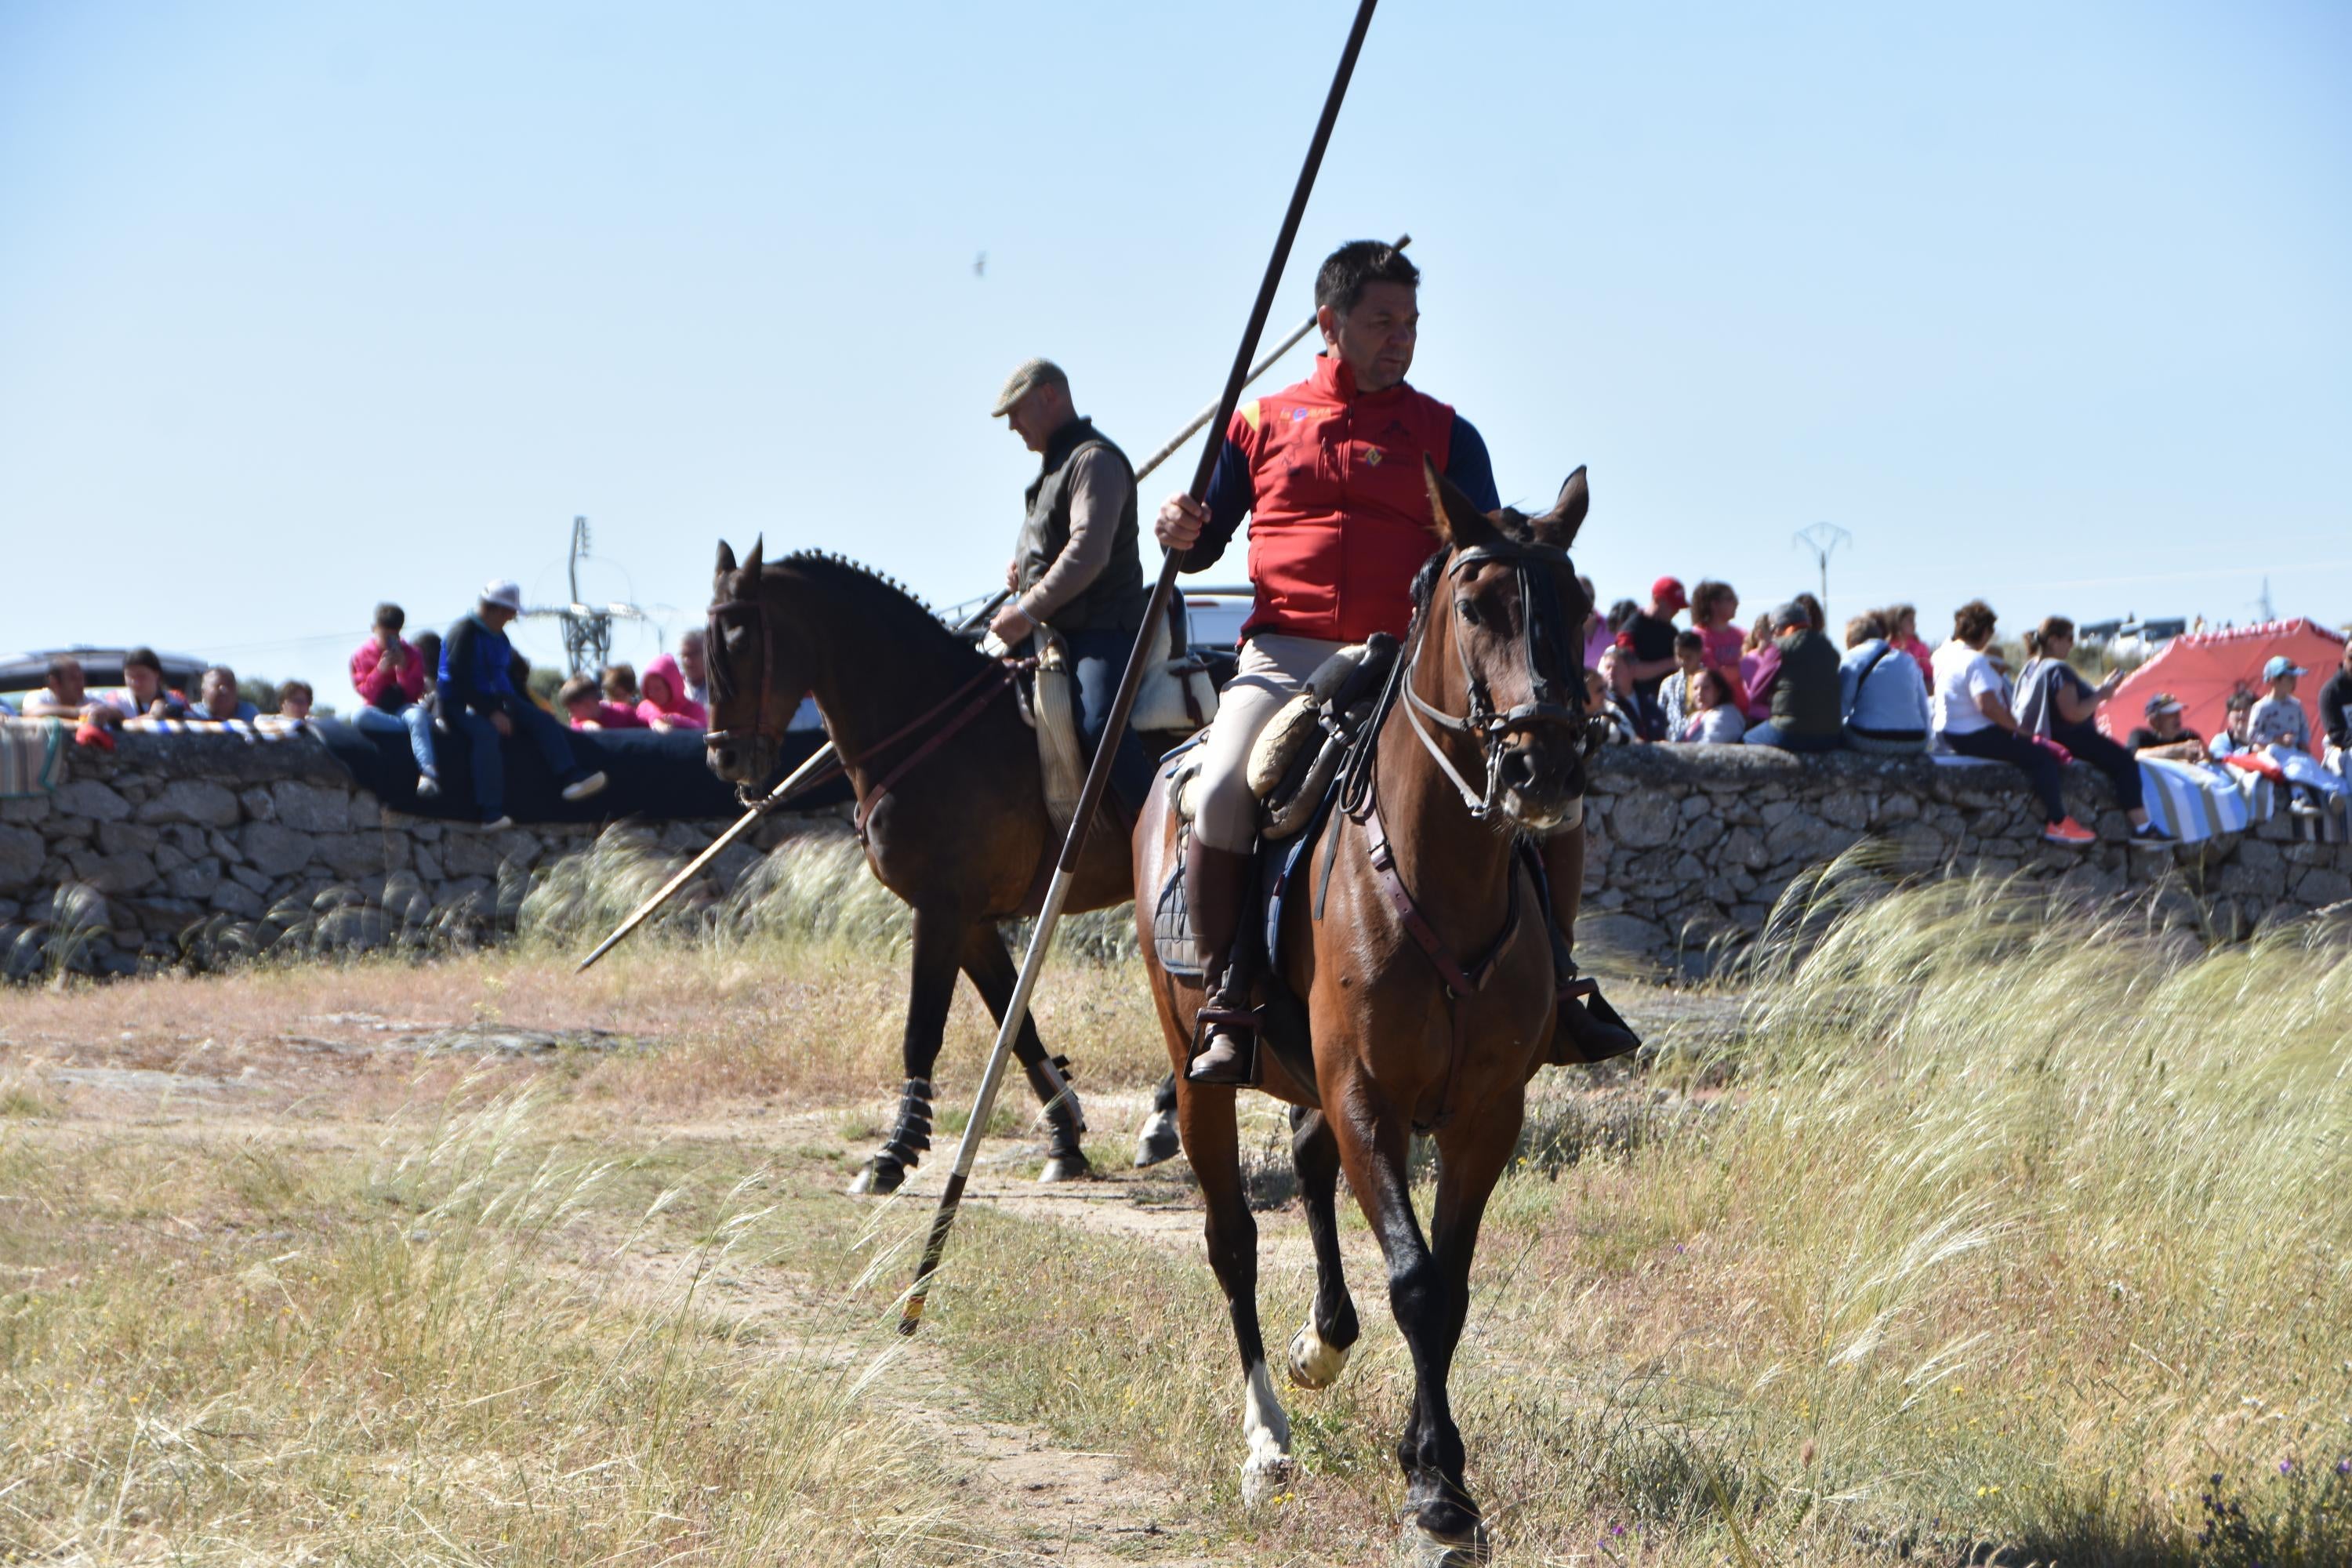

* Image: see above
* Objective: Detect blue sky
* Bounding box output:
[4,1,2347,702]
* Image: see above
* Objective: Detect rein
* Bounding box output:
[705,590,1017,839]
[1331,536,1597,1131]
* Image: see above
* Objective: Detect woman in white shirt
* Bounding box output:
[1932,600,2096,846]
[1675,666,1747,743]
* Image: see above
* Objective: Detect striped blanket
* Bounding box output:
[1936,749,2336,847]
[2138,757,2257,844]
[0,718,68,797]
[122,716,314,743]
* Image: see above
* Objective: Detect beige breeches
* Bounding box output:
[1192,632,1348,852]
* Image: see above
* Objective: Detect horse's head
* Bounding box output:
[704,536,804,788]
[1413,457,1597,833]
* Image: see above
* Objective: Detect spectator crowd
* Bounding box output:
[5,579,728,832]
[9,564,2346,847]
[1577,573,2352,849]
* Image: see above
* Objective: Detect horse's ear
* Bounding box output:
[1423,455,1500,549]
[1534,466,1589,549]
[742,535,764,577]
[716,539,737,576]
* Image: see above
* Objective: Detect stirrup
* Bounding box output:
[1550,974,1640,1065]
[1186,1004,1261,1087]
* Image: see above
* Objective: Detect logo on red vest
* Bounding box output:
[1362,446,1384,466]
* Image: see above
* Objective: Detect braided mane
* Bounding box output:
[772,550,939,619]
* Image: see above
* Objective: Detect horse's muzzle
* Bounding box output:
[1494,729,1584,833]
[706,734,773,787]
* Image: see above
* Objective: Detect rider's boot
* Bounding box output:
[1541,823,1640,1065]
[1185,841,1261,1087]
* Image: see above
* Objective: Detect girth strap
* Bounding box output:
[1358,801,1526,1132]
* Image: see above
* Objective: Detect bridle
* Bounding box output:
[702,579,1014,823]
[1380,538,1605,819]
[702,591,773,755]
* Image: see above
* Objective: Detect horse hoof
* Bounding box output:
[1400,1518,1490,1566]
[1239,1451,1296,1509]
[1133,1109,1181,1168]
[1037,1152,1094,1184]
[1287,1322,1351,1390]
[848,1158,904,1197]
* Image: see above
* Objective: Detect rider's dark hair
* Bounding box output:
[1316,240,1418,316]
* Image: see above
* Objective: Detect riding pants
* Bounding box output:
[1062,627,1162,817]
[1192,632,1347,852]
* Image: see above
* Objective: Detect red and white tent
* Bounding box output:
[2101,619,2345,745]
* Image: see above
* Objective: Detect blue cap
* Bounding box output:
[2263,655,2307,681]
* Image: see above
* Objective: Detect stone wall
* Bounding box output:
[2,731,2343,979]
[1576,744,2351,975]
[0,732,839,978]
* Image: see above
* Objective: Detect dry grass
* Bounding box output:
[5,836,2349,1565]
[0,1090,1007,1564]
[848,875,2352,1565]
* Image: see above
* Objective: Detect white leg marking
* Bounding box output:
[1287,1319,1351,1390]
[1238,1358,1296,1506]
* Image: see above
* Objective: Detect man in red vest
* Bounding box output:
[1158,239,1626,1083]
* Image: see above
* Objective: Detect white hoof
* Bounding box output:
[1401,1521,1490,1566]
[847,1158,903,1197]
[1238,1358,1294,1507]
[1240,1450,1296,1508]
[1133,1108,1181,1168]
[1037,1152,1093,1184]
[1287,1321,1351,1390]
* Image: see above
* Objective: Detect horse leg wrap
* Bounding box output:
[879,1076,935,1167]
[1028,1055,1092,1181]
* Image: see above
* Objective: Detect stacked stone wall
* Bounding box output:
[2,732,2344,979]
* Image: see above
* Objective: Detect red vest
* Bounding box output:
[1235,355,1455,644]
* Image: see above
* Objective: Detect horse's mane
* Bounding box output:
[764,550,986,664]
[770,550,940,619]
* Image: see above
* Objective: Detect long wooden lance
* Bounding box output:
[572,254,1396,978]
[900,0,1383,1336]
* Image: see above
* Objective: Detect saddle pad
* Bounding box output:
[1153,825,1206,980]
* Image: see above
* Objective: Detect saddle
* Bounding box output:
[1153,636,1399,982]
[1008,604,1223,841]
[1153,630,1639,1094]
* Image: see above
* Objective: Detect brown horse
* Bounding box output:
[704,541,1139,1194]
[1135,463,1596,1566]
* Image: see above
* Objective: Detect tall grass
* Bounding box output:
[520,823,1145,964]
[0,1091,993,1563]
[1515,873,2352,1561]
[866,873,2352,1564]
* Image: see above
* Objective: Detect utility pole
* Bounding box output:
[1792,521,1852,617]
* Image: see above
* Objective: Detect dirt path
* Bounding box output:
[591,1233,1229,1567]
[7,975,1743,1565]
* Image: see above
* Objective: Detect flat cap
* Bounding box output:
[1770,601,1809,631]
[990,357,1068,416]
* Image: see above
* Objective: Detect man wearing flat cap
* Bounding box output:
[989,357,1155,810]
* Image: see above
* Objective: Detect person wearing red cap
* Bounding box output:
[1614,576,1687,701]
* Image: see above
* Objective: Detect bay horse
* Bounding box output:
[703,541,1141,1195]
[1134,462,1596,1566]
